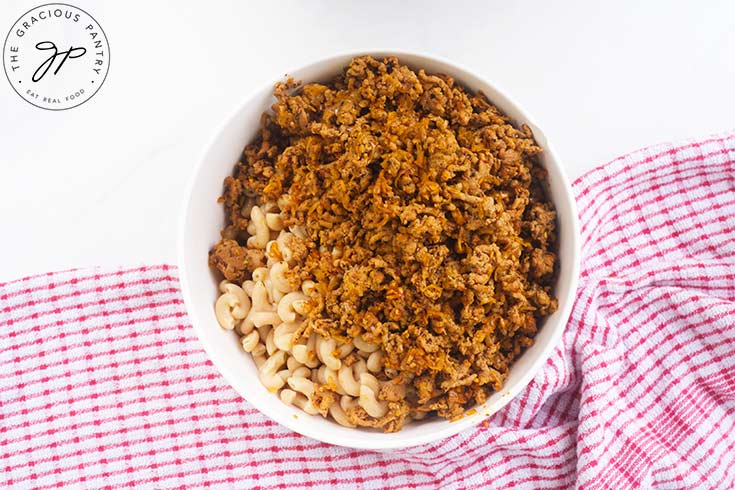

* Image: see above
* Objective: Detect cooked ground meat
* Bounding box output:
[208,239,265,283]
[210,55,558,430]
[311,386,337,417]
[346,401,410,433]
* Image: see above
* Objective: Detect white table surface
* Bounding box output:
[1,0,734,282]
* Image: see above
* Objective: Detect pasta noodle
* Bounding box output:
[329,403,355,428]
[214,293,238,331]
[366,351,383,373]
[265,212,283,231]
[292,333,319,368]
[251,343,266,358]
[353,335,379,353]
[219,282,250,318]
[259,350,287,391]
[358,373,388,418]
[269,262,291,294]
[276,232,295,264]
[214,281,250,330]
[291,366,311,379]
[315,336,341,371]
[286,351,303,371]
[316,365,342,394]
[250,311,281,329]
[335,342,354,359]
[273,321,299,351]
[280,389,319,415]
[277,292,307,323]
[338,359,366,397]
[240,331,260,352]
[246,206,269,249]
[265,328,277,356]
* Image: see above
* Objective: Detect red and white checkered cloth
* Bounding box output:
[2,134,735,489]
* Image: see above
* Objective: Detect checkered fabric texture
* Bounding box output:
[2,134,735,489]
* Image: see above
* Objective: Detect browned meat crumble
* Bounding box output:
[210,55,558,431]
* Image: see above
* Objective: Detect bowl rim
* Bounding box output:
[177,49,581,449]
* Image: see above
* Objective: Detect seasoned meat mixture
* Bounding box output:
[210,55,558,431]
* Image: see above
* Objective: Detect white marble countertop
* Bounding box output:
[1,0,734,281]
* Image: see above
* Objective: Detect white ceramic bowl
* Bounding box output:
[178,51,580,450]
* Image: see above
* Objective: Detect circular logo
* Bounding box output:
[3,3,109,110]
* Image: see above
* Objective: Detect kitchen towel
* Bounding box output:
[2,133,735,490]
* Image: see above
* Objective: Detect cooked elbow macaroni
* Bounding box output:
[214,281,250,330]
[277,292,307,323]
[247,206,270,249]
[359,372,388,418]
[214,202,408,428]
